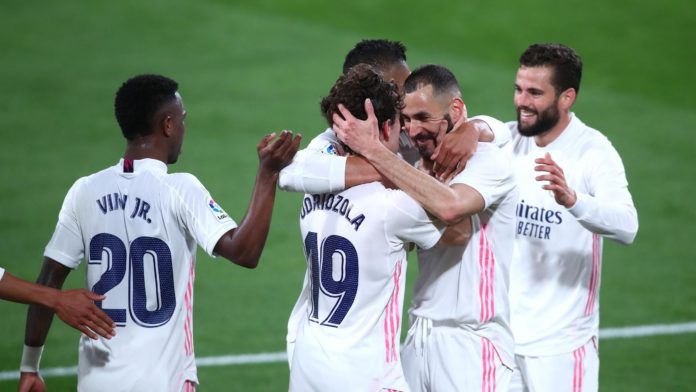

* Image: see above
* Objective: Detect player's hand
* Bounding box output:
[18,372,45,392]
[332,99,382,158]
[431,115,477,181]
[53,289,116,340]
[257,130,302,173]
[535,152,577,208]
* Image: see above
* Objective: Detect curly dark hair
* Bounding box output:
[342,39,407,74]
[321,64,403,131]
[520,43,583,96]
[114,74,179,140]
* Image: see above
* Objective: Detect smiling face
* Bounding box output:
[514,65,562,137]
[402,84,451,160]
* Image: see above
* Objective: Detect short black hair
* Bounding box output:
[342,39,407,74]
[404,64,460,98]
[519,43,583,95]
[321,64,403,130]
[114,74,179,140]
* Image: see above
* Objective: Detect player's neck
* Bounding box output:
[534,111,572,147]
[124,139,169,164]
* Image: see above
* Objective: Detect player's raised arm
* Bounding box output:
[278,128,383,194]
[214,130,301,268]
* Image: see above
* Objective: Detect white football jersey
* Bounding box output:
[506,113,638,356]
[290,182,443,392]
[44,158,237,391]
[0,266,5,281]
[410,143,518,366]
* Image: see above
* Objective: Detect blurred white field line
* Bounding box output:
[2,321,695,381]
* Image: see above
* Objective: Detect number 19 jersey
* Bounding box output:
[290,182,443,392]
[44,158,237,392]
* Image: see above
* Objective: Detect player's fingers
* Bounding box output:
[274,132,297,156]
[364,98,376,120]
[434,129,447,157]
[289,133,302,152]
[77,322,99,340]
[82,315,113,339]
[336,103,354,123]
[96,306,116,328]
[90,306,116,335]
[257,132,276,150]
[332,111,346,129]
[431,143,442,161]
[83,290,106,302]
[439,162,460,182]
[534,164,558,175]
[267,130,292,153]
[436,151,458,178]
[535,174,557,183]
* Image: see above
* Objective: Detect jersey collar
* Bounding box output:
[117,158,168,174]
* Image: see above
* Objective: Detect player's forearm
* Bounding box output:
[278,149,347,193]
[221,169,279,268]
[568,193,639,244]
[0,272,59,308]
[24,259,69,346]
[345,156,382,188]
[363,145,466,224]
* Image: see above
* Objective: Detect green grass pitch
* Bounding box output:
[0,0,694,390]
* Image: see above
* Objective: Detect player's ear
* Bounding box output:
[161,114,173,137]
[449,97,467,123]
[381,119,392,142]
[559,88,576,110]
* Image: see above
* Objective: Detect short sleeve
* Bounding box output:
[44,178,87,269]
[384,190,444,250]
[170,174,238,257]
[0,267,5,281]
[450,143,515,209]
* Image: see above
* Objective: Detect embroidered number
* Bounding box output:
[304,231,359,327]
[89,233,176,327]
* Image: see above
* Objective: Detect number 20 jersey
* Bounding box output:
[290,182,444,392]
[44,158,237,392]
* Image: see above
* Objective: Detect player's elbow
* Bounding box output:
[618,214,639,245]
[227,250,261,269]
[234,257,260,269]
[434,203,468,226]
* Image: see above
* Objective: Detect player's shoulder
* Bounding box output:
[305,128,345,156]
[469,142,515,173]
[569,115,617,154]
[381,187,425,216]
[66,164,118,194]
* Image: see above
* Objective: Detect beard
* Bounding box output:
[516,99,561,137]
[415,115,453,161]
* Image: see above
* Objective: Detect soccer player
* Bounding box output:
[503,43,638,392]
[0,267,114,339]
[289,64,472,392]
[18,74,300,392]
[281,39,512,365]
[333,64,518,391]
[278,39,511,195]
